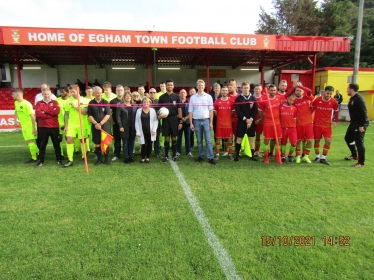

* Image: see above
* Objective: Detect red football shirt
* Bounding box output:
[255,95,264,121]
[280,103,297,128]
[311,96,339,127]
[214,98,232,128]
[258,95,282,126]
[294,94,314,126]
[230,93,239,118]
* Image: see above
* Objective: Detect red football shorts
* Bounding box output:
[296,123,313,140]
[263,124,282,139]
[255,122,263,134]
[216,127,233,139]
[313,125,332,140]
[281,127,297,146]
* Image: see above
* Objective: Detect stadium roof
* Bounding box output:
[0,27,350,69]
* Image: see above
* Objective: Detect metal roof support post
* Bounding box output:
[311,54,317,95]
[15,47,22,89]
[152,48,158,88]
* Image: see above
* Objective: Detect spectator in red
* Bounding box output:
[35,89,63,167]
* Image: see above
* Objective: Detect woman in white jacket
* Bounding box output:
[135,97,158,163]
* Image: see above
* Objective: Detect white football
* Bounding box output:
[158,107,169,118]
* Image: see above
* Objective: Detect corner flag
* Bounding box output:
[101,130,113,154]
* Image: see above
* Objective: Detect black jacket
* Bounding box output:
[116,105,136,138]
[235,94,258,121]
[348,93,369,127]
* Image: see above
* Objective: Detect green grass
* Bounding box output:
[0,122,373,279]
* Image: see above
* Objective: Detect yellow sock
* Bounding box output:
[85,137,91,152]
[60,142,64,156]
[74,138,80,152]
[67,143,74,161]
[28,142,38,160]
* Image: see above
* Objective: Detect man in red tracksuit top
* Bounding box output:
[35,88,63,167]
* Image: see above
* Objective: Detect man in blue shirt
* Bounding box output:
[189,79,217,165]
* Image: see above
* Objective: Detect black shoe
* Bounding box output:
[268,152,274,158]
[196,157,204,162]
[234,157,239,162]
[281,157,286,163]
[57,160,63,165]
[314,157,320,162]
[320,159,330,165]
[35,160,43,168]
[60,156,65,160]
[250,156,258,161]
[64,160,74,168]
[104,160,111,165]
[94,160,102,166]
[208,159,217,165]
[288,156,294,162]
[25,158,37,164]
[172,156,178,162]
[129,157,134,162]
[74,151,79,155]
[162,157,169,163]
[124,158,129,164]
[344,155,358,160]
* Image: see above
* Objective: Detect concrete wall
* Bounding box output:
[9,64,274,89]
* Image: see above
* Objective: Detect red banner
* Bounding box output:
[0,111,18,131]
[1,27,276,50]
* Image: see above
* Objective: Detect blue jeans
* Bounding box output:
[122,137,135,159]
[177,124,191,154]
[193,119,213,160]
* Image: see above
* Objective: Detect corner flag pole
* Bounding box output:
[264,88,282,164]
[76,89,89,173]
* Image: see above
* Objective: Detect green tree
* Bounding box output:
[256,0,323,35]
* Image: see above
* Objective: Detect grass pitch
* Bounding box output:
[0,122,373,279]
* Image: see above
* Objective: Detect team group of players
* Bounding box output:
[212,79,339,165]
[13,78,345,167]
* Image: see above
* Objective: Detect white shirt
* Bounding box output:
[188,92,213,119]
[34,92,56,105]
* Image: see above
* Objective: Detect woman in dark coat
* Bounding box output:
[116,91,136,163]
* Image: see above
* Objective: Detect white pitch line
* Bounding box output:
[170,160,241,280]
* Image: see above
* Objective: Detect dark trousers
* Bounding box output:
[38,127,62,163]
[141,133,152,159]
[177,124,191,154]
[113,123,121,157]
[190,130,195,148]
[153,126,160,155]
[344,123,368,164]
[123,137,135,159]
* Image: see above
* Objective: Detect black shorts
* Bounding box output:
[162,115,178,137]
[236,120,256,138]
[92,124,111,145]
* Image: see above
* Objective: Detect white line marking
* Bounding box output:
[170,160,241,280]
[0,144,57,148]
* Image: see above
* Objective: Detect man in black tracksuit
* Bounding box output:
[234,81,258,162]
[344,83,369,167]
